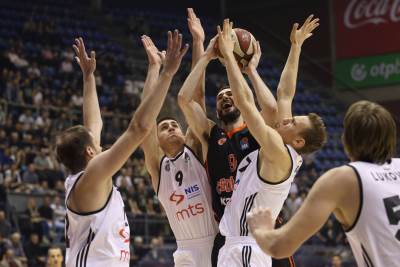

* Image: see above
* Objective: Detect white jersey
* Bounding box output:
[157,146,218,241]
[346,160,400,267]
[220,146,302,238]
[65,172,130,267]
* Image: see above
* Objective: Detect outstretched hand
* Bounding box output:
[187,8,205,42]
[162,30,189,76]
[290,14,319,47]
[242,41,261,75]
[73,37,96,77]
[204,35,218,60]
[141,35,165,67]
[217,18,235,58]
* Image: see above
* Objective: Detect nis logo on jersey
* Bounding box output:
[169,184,201,206]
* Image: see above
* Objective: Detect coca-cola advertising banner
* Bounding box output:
[334,0,400,59]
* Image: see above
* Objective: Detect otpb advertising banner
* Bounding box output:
[334,0,400,59]
[335,53,400,88]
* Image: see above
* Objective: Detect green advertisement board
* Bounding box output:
[335,53,400,89]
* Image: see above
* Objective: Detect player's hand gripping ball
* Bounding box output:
[214,28,256,69]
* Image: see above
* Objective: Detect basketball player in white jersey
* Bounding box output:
[56,34,188,267]
[210,19,326,267]
[247,100,400,267]
[141,9,218,267]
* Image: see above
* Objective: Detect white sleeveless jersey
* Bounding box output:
[346,159,400,267]
[220,146,302,237]
[157,146,218,241]
[65,172,130,267]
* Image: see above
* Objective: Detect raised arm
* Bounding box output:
[243,41,278,127]
[73,38,102,146]
[140,35,163,100]
[140,35,165,190]
[277,15,319,120]
[247,166,357,258]
[177,37,217,155]
[217,20,288,166]
[76,31,188,211]
[187,8,206,110]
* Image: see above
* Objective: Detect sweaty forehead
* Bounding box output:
[217,88,232,97]
[295,116,310,126]
[158,119,180,128]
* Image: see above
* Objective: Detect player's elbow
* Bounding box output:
[276,87,293,101]
[262,102,278,116]
[128,116,153,137]
[177,92,190,107]
[259,241,292,259]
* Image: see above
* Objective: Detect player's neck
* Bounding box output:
[222,116,244,132]
[165,144,184,159]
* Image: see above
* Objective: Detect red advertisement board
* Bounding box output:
[334,0,400,59]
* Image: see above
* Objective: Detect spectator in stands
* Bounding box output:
[115,168,133,188]
[131,236,149,264]
[0,248,23,267]
[8,233,26,264]
[327,254,342,267]
[45,247,63,267]
[18,110,35,131]
[38,196,54,240]
[25,198,48,240]
[0,211,11,239]
[34,148,52,181]
[24,232,46,267]
[22,164,39,189]
[0,233,11,262]
[50,196,65,226]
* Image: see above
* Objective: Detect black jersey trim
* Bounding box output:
[83,230,95,267]
[344,164,363,233]
[67,174,113,216]
[361,244,374,267]
[156,155,166,195]
[241,245,251,267]
[256,145,294,185]
[170,149,185,162]
[66,172,85,201]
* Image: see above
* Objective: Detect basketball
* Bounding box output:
[215,28,257,69]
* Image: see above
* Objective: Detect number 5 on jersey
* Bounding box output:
[383,195,400,241]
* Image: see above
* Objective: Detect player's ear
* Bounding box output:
[292,137,305,150]
[86,146,96,158]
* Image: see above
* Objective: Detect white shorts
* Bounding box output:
[217,236,272,267]
[173,235,215,267]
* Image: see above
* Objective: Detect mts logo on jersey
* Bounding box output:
[176,203,204,221]
[170,191,185,205]
[184,184,201,199]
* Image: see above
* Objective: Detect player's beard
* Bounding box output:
[218,108,241,125]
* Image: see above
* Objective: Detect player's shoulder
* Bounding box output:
[318,165,358,188]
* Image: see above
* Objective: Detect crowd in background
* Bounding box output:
[0,1,372,266]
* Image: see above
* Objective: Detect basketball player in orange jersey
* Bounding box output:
[141,9,218,267]
[178,15,324,267]
[247,101,400,267]
[56,33,188,267]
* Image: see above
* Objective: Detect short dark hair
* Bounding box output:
[217,85,231,95]
[55,125,94,174]
[343,101,396,164]
[157,116,179,125]
[297,113,327,155]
